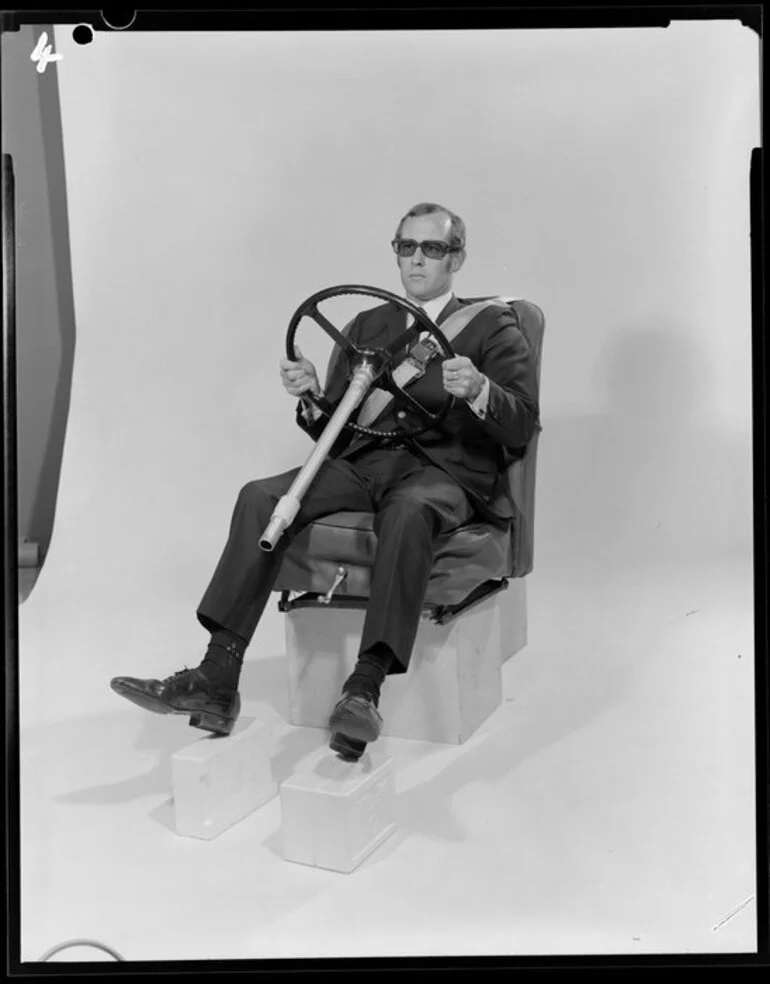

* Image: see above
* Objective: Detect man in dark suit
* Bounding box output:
[111,202,539,761]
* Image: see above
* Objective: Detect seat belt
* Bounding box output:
[356,297,516,428]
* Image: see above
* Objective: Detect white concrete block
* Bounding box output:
[502,577,527,662]
[285,589,518,744]
[171,716,277,840]
[280,748,396,873]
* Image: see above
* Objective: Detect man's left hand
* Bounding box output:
[442,356,484,401]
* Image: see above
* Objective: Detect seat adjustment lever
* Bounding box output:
[321,566,347,604]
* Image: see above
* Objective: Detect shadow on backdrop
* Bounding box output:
[536,318,751,571]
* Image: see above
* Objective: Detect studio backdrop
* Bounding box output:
[5,23,758,730]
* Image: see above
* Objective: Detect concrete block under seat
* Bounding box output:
[285,590,515,743]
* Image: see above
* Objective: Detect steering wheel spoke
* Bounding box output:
[307,304,360,355]
[383,324,420,359]
[390,384,441,423]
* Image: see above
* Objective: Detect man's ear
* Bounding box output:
[450,249,466,274]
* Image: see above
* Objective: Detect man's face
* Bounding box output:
[396,211,465,304]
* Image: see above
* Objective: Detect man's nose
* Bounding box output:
[410,247,426,265]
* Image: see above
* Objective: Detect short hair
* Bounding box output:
[394,202,466,250]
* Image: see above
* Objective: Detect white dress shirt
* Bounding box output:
[301,289,490,423]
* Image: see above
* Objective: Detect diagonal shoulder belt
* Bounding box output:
[356,297,516,428]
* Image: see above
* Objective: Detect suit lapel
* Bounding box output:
[379,301,409,349]
[435,295,463,326]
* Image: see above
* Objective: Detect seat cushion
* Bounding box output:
[273,511,513,607]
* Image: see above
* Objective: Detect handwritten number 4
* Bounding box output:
[31,33,63,74]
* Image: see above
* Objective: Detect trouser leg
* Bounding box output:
[359,463,473,673]
[196,459,372,643]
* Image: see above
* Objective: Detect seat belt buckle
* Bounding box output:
[403,336,441,379]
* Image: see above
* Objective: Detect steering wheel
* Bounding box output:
[286,284,456,439]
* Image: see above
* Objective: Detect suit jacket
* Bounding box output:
[295,294,540,524]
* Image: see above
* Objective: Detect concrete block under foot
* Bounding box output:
[171,716,277,840]
[280,748,396,873]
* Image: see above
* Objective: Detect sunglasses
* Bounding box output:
[391,238,462,260]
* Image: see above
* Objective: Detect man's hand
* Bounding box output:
[442,356,485,401]
[279,346,322,399]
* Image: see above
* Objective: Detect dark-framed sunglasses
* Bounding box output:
[391,238,462,260]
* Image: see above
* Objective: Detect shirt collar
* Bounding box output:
[408,288,455,324]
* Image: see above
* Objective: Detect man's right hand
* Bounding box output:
[279,346,322,399]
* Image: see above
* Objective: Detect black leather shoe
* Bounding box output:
[110,667,240,736]
[329,691,383,746]
[330,732,368,762]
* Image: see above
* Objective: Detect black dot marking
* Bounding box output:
[73,24,94,45]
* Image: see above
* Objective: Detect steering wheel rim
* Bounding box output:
[286,284,456,439]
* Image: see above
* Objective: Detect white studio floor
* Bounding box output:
[19,553,757,963]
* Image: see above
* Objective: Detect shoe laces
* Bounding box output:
[167,666,196,681]
[167,665,231,693]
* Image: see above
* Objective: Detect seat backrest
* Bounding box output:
[321,295,545,578]
[468,297,545,578]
